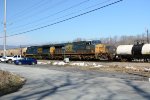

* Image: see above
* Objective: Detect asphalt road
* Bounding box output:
[0,63,150,100]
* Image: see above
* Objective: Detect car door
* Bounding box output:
[20,58,27,64]
[28,58,33,64]
[26,58,32,64]
[21,58,26,64]
[24,58,29,64]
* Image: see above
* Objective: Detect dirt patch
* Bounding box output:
[38,60,150,78]
[0,70,26,96]
[86,65,150,78]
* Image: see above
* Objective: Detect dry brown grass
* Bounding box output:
[0,70,26,96]
[86,65,150,77]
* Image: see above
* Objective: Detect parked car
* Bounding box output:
[14,58,37,65]
[6,55,23,63]
[0,57,7,62]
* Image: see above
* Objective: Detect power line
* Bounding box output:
[0,0,123,38]
[7,0,91,31]
[8,0,112,34]
[8,0,50,20]
[2,0,123,38]
[8,0,112,33]
[8,0,69,24]
[7,0,115,33]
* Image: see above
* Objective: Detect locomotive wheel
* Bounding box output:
[98,54,108,60]
[78,56,82,60]
[127,58,132,62]
[121,58,127,62]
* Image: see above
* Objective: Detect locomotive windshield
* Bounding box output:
[91,40,101,44]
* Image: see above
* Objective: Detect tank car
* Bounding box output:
[116,42,150,61]
[116,45,133,61]
[141,44,150,61]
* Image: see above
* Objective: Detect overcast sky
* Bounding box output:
[0,0,150,46]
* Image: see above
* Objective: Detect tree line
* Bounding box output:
[73,32,150,47]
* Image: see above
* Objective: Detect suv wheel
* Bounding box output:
[18,62,22,65]
[8,60,12,63]
[32,62,35,65]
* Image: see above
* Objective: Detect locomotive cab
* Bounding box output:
[95,44,116,60]
[95,44,107,54]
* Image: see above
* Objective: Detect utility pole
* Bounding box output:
[3,0,6,57]
[20,45,22,55]
[147,29,149,43]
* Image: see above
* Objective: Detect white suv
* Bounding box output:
[6,55,23,63]
[0,56,8,62]
[0,55,23,63]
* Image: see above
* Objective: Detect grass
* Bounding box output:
[86,65,150,77]
[0,70,26,96]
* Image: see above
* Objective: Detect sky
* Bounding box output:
[0,0,150,46]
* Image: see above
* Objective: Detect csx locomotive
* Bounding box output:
[25,40,116,60]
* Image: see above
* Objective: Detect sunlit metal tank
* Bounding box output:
[116,45,133,55]
[142,44,150,55]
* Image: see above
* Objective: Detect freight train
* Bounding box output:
[0,40,116,61]
[0,40,150,62]
[25,40,116,60]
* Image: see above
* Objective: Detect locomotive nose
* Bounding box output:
[95,44,106,54]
